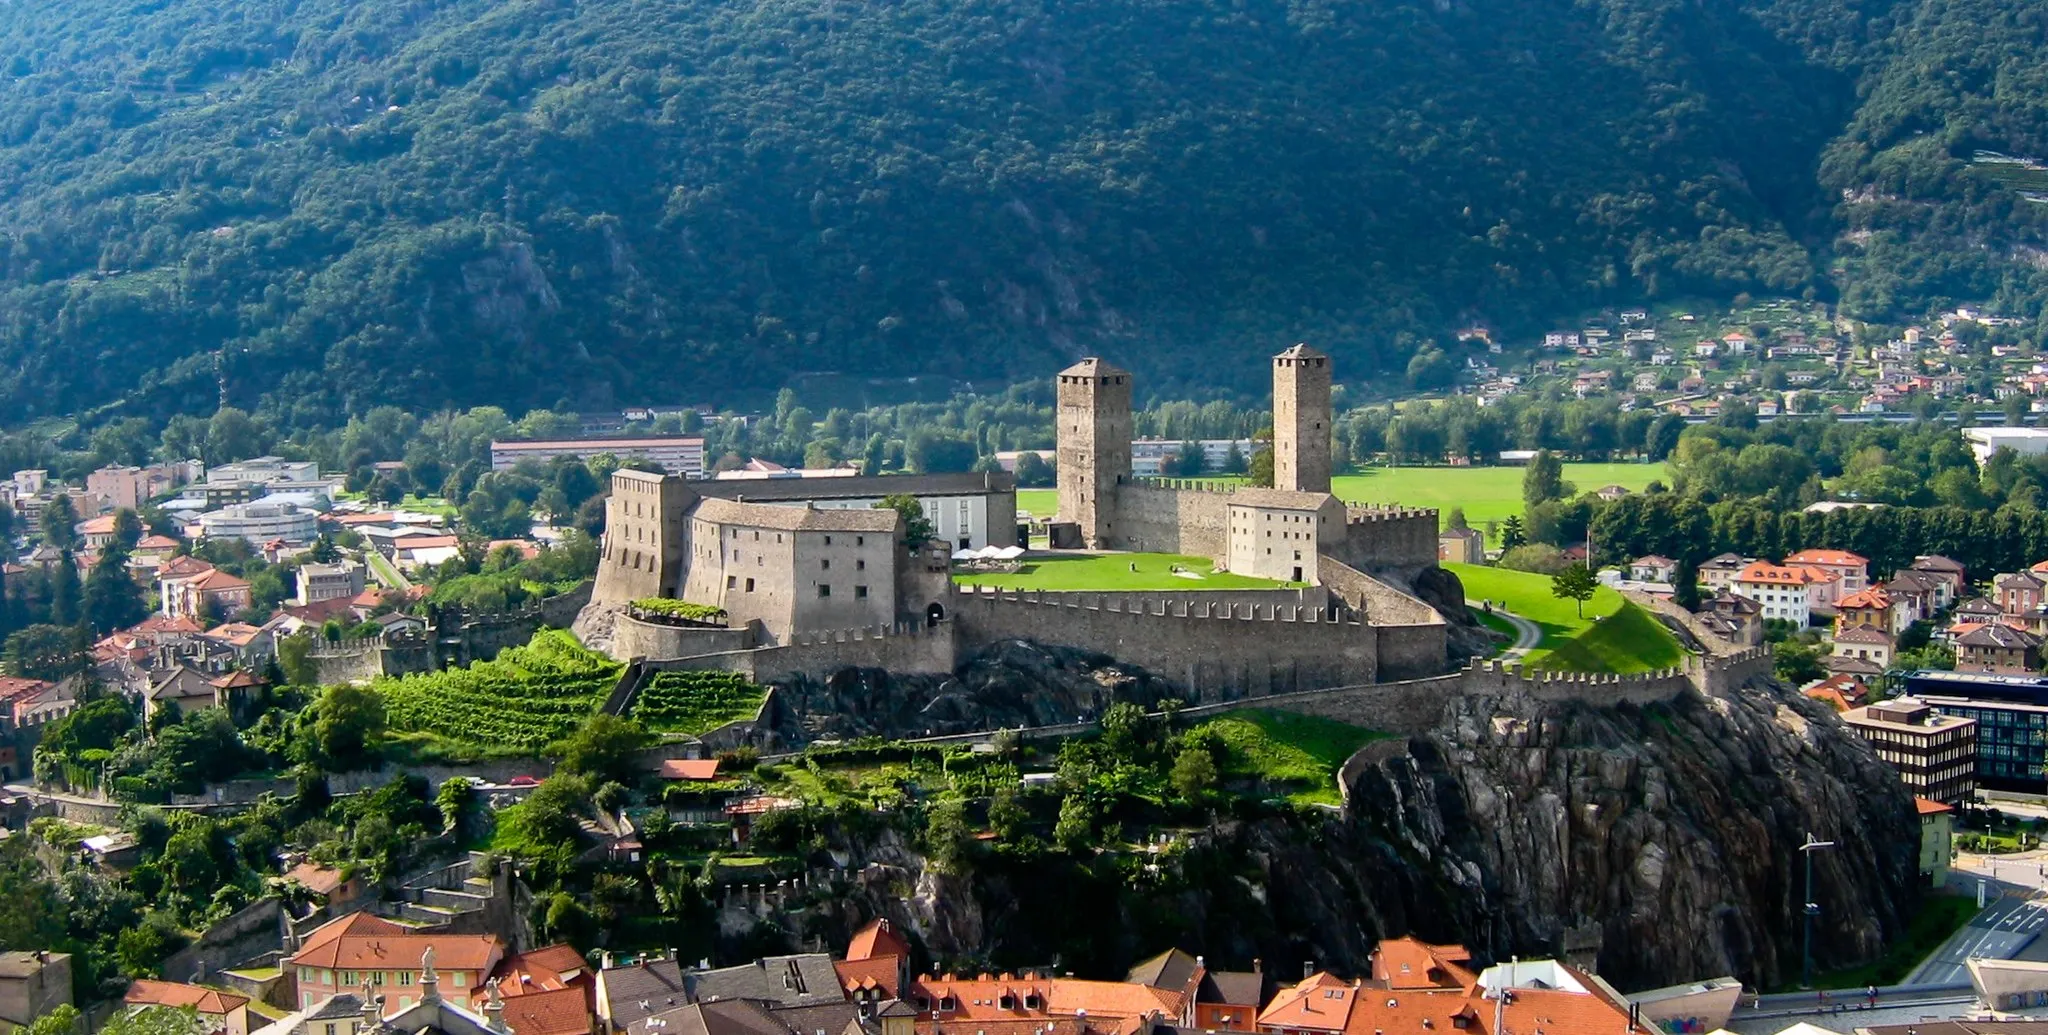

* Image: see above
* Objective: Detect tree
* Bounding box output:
[1247,446,1274,488]
[104,1005,206,1035]
[988,784,1029,842]
[1445,506,1469,531]
[1773,640,1828,683]
[875,494,936,547]
[1499,543,1568,574]
[1170,746,1218,803]
[4,624,87,681]
[1673,561,1702,611]
[1550,562,1597,618]
[0,837,62,950]
[1499,514,1527,551]
[549,714,654,786]
[311,684,386,769]
[40,495,77,551]
[24,1006,80,1035]
[923,797,976,874]
[1013,451,1054,488]
[204,407,268,465]
[1522,450,1572,508]
[84,548,147,633]
[436,777,477,836]
[112,508,144,550]
[1053,794,1095,853]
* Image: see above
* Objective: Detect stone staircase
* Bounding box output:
[388,852,502,928]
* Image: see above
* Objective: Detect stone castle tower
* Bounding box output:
[1272,343,1332,493]
[1056,358,1133,548]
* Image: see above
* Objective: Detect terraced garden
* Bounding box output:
[629,670,767,734]
[378,630,622,753]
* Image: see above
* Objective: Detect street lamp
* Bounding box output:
[1801,833,1837,989]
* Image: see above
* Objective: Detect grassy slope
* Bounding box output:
[952,552,1289,591]
[1445,563,1681,673]
[1016,463,1669,528]
[1198,709,1386,806]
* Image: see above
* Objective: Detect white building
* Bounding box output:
[1965,427,2048,466]
[694,472,1017,553]
[198,501,320,546]
[295,561,364,605]
[489,436,706,478]
[1129,439,1255,477]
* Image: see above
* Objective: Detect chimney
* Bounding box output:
[1253,959,1263,975]
[1304,962,1314,980]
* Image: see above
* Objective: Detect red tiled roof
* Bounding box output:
[125,979,248,1016]
[286,862,350,896]
[836,958,902,998]
[659,759,721,781]
[485,985,592,1035]
[489,944,590,997]
[1373,936,1474,990]
[395,535,460,550]
[1838,588,1892,611]
[1258,972,1357,1032]
[846,918,911,962]
[332,512,400,526]
[0,677,53,704]
[135,535,181,550]
[129,614,205,637]
[913,974,1183,1028]
[186,569,251,592]
[1785,549,1868,568]
[1806,687,1854,712]
[1736,562,1833,587]
[1916,797,1956,815]
[78,515,118,535]
[157,556,215,579]
[287,911,502,973]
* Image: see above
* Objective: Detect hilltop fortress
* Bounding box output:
[584,346,1457,696]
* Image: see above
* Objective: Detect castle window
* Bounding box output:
[819,585,832,598]
[857,559,866,571]
[753,531,760,541]
[728,576,737,590]
[745,578,755,592]
[856,586,869,598]
[857,536,865,546]
[825,536,832,545]
[822,559,831,570]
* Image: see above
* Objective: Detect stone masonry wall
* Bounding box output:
[638,622,957,683]
[953,588,1378,697]
[611,615,754,661]
[1319,557,1449,679]
[1111,482,1229,557]
[1328,506,1440,571]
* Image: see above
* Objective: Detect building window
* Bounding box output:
[857,559,866,571]
[855,586,869,599]
[825,536,833,545]
[822,559,830,570]
[857,536,865,546]
[745,579,755,592]
[727,576,736,590]
[819,585,832,598]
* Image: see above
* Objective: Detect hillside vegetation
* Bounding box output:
[0,0,2044,423]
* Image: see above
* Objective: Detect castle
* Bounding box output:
[586,346,1455,695]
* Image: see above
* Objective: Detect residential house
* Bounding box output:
[0,951,72,1031]
[1124,948,1263,1032]
[1835,588,1895,635]
[1257,940,1649,1035]
[1952,597,2007,629]
[1996,571,2048,615]
[1436,528,1484,565]
[1595,484,1632,501]
[1831,625,1894,669]
[76,514,119,550]
[1730,562,1834,625]
[1629,555,1676,583]
[142,666,228,722]
[1955,623,2044,675]
[286,912,506,1012]
[1883,570,1945,629]
[285,861,367,914]
[125,979,252,1035]
[1783,549,1869,596]
[1803,673,1871,712]
[1918,798,1955,888]
[1699,553,1751,593]
[472,944,595,1035]
[1698,592,1763,647]
[296,561,365,606]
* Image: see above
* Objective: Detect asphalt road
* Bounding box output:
[1469,599,1540,662]
[1907,885,2048,986]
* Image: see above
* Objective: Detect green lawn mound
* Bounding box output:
[1445,563,1683,674]
[1538,602,1685,674]
[1197,710,1386,805]
[953,552,1291,592]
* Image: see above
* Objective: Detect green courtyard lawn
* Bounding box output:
[1015,463,1669,528]
[1445,562,1682,673]
[1197,709,1388,805]
[952,552,1292,592]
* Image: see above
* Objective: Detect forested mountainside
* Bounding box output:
[0,0,2043,424]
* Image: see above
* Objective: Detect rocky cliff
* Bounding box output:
[764,672,1917,992]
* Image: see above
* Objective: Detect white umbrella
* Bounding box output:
[950,549,977,561]
[992,545,1026,560]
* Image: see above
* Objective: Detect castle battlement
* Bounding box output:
[1344,504,1439,525]
[781,620,948,648]
[1124,476,1237,495]
[960,585,1364,626]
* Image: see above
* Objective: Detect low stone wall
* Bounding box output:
[1623,590,1743,657]
[640,622,958,684]
[611,615,753,662]
[160,897,284,985]
[1319,557,1448,679]
[954,587,1378,697]
[538,580,594,628]
[309,640,387,685]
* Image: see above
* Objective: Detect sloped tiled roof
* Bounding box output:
[844,918,910,963]
[1373,936,1474,990]
[125,979,248,1016]
[1785,549,1868,568]
[1257,971,1357,1032]
[691,497,899,534]
[287,911,501,973]
[489,984,592,1035]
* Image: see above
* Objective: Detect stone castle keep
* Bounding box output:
[585,346,1455,696]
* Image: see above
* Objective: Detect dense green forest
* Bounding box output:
[0,0,2044,426]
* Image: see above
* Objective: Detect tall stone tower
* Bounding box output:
[1273,343,1333,493]
[1056,358,1133,548]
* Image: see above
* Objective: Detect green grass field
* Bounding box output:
[1446,562,1681,673]
[1197,709,1387,805]
[953,552,1290,591]
[1015,463,1668,528]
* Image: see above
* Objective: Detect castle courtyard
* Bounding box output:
[949,551,1300,592]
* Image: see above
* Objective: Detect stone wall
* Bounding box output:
[538,580,594,628]
[953,587,1378,698]
[160,897,284,985]
[1329,506,1440,571]
[308,639,386,685]
[1110,482,1230,557]
[611,615,753,662]
[1623,589,1743,657]
[1319,557,1449,679]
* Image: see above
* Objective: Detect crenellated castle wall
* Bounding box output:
[1326,504,1440,571]
[953,586,1379,697]
[1110,480,1230,557]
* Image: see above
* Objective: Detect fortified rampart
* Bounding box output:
[953,587,1379,697]
[1111,480,1229,557]
[612,614,753,661]
[1318,556,1446,679]
[1328,504,1440,571]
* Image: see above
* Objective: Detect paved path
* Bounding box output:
[1470,599,1540,662]
[1907,878,2048,986]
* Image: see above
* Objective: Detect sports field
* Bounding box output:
[951,552,1292,591]
[1446,562,1683,673]
[1015,463,1669,528]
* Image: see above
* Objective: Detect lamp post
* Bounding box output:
[1801,833,1837,989]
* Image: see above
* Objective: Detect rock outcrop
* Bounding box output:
[765,672,1916,992]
